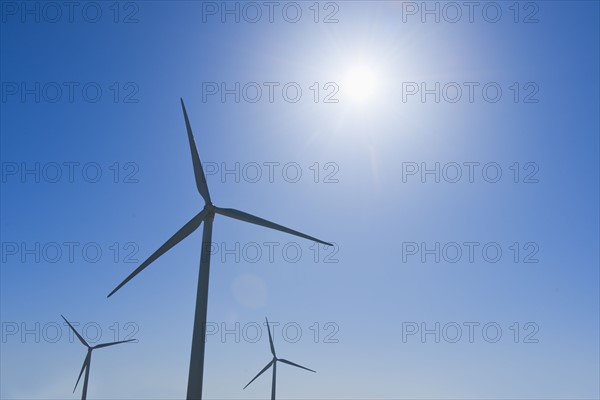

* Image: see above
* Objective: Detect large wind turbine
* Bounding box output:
[107,99,332,400]
[244,317,316,400]
[61,315,135,400]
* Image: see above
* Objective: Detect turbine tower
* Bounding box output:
[244,317,316,400]
[107,99,332,400]
[61,315,135,400]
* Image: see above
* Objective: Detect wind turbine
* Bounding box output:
[244,317,316,400]
[107,99,332,400]
[61,315,135,400]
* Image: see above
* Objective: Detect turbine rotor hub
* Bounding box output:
[204,203,215,217]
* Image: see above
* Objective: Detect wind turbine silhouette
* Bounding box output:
[61,315,135,400]
[244,317,316,400]
[107,99,332,400]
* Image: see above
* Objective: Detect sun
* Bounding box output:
[342,64,379,103]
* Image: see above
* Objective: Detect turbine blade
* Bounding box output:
[61,315,89,348]
[214,207,332,246]
[180,98,211,204]
[73,353,90,393]
[243,360,274,389]
[266,317,276,357]
[278,358,316,373]
[108,210,206,297]
[93,339,136,349]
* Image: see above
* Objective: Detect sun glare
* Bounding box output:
[343,65,379,103]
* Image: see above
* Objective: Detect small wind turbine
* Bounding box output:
[107,99,332,400]
[61,315,135,400]
[244,317,316,400]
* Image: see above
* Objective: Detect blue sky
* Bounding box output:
[1,1,599,399]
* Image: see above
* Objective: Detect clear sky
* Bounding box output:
[1,1,599,399]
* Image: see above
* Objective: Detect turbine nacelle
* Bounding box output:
[203,203,216,217]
